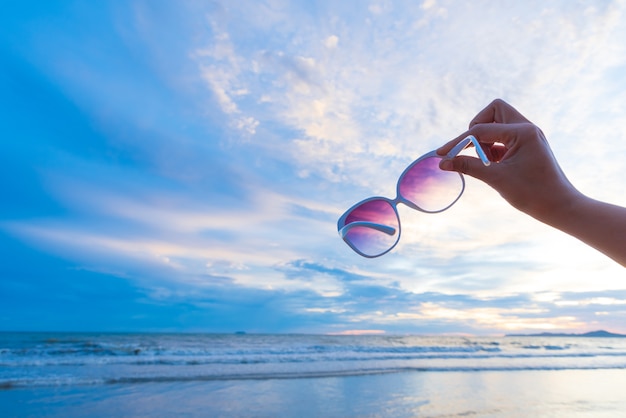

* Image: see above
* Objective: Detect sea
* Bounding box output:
[3,332,626,417]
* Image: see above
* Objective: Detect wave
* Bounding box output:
[4,348,626,369]
[4,363,626,389]
[4,333,626,389]
[0,341,614,361]
[1,343,506,358]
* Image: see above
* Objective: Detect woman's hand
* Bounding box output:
[437,99,580,224]
[437,99,626,267]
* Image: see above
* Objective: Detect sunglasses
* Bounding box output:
[337,135,491,258]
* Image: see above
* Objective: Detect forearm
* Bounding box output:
[543,194,626,267]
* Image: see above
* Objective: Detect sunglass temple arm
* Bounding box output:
[446,135,491,166]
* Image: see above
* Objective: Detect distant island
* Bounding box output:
[506,330,626,338]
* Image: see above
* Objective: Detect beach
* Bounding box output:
[4,369,626,417]
[2,333,626,417]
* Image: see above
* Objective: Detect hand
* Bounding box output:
[437,99,626,267]
[436,99,580,225]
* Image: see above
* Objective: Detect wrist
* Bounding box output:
[529,186,585,230]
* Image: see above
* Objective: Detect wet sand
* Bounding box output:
[3,368,626,417]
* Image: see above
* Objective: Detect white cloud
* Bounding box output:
[11,0,626,333]
[324,35,339,49]
[2,169,348,295]
[352,302,585,331]
[421,0,437,10]
[195,18,260,134]
[193,0,626,208]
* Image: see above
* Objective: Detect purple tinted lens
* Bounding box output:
[398,156,463,212]
[343,199,399,257]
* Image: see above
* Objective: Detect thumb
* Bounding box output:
[439,156,491,182]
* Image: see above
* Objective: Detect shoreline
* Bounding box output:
[3,369,626,417]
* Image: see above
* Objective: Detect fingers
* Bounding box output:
[472,122,547,152]
[436,133,470,155]
[469,122,522,148]
[437,99,528,156]
[470,98,531,126]
[485,143,508,163]
[437,123,517,157]
[439,155,494,183]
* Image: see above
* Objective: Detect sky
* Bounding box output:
[2,0,626,335]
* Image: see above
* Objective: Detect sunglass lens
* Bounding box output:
[398,156,463,212]
[339,199,399,257]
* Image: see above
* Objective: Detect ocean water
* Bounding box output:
[3,332,626,417]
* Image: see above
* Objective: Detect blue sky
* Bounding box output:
[2,0,626,334]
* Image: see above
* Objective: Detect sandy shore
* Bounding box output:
[3,368,626,417]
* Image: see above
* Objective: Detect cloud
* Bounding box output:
[195,23,260,135]
[394,302,583,331]
[3,161,348,295]
[327,329,385,335]
[5,0,626,333]
[324,35,339,49]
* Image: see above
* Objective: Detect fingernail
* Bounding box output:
[439,159,453,171]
